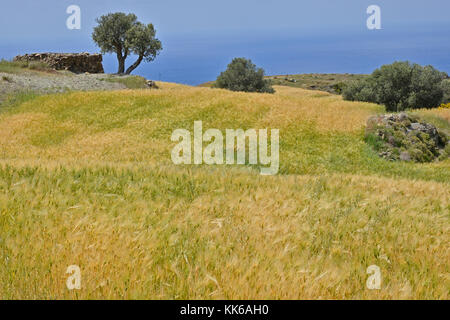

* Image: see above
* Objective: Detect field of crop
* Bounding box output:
[0,83,448,299]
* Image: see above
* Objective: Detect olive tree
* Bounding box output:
[92,12,162,74]
[343,61,447,111]
[215,58,274,93]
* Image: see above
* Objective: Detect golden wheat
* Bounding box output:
[0,84,448,299]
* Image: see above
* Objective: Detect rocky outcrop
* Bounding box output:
[366,113,449,162]
[13,52,104,74]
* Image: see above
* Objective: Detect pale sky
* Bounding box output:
[1,0,449,41]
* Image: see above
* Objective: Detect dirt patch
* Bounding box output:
[0,72,146,105]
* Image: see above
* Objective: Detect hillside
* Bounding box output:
[199,73,369,94]
[267,73,369,93]
[0,59,150,105]
[0,82,449,299]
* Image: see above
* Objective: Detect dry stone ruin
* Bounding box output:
[14,52,104,74]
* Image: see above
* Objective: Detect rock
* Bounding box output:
[387,135,395,145]
[410,123,424,131]
[146,80,159,89]
[398,112,408,121]
[399,151,411,161]
[13,52,104,74]
[365,113,449,162]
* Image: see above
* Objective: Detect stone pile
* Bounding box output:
[14,52,104,74]
[366,113,449,162]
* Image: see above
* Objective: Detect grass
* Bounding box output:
[411,109,450,136]
[0,91,39,111]
[99,75,149,89]
[0,59,52,74]
[0,83,448,299]
[0,59,28,73]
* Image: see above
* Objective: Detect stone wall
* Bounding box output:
[13,52,104,74]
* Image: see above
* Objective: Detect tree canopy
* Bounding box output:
[215,58,274,94]
[343,61,447,111]
[92,12,162,74]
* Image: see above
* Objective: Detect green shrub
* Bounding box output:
[343,61,447,111]
[343,79,376,102]
[441,79,450,103]
[331,82,346,94]
[215,58,275,93]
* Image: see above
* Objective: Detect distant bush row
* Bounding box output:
[343,61,449,111]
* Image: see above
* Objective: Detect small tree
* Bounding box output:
[343,61,447,111]
[441,79,450,104]
[92,12,162,74]
[215,58,274,93]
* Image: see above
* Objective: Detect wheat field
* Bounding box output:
[0,83,448,299]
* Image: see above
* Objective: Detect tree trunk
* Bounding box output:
[116,51,125,74]
[125,55,144,75]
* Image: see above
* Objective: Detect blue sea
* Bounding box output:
[1,24,449,85]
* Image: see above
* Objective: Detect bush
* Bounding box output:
[343,79,376,102]
[441,79,450,103]
[343,61,447,111]
[215,58,274,93]
[331,82,346,94]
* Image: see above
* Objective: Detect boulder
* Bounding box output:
[146,80,159,89]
